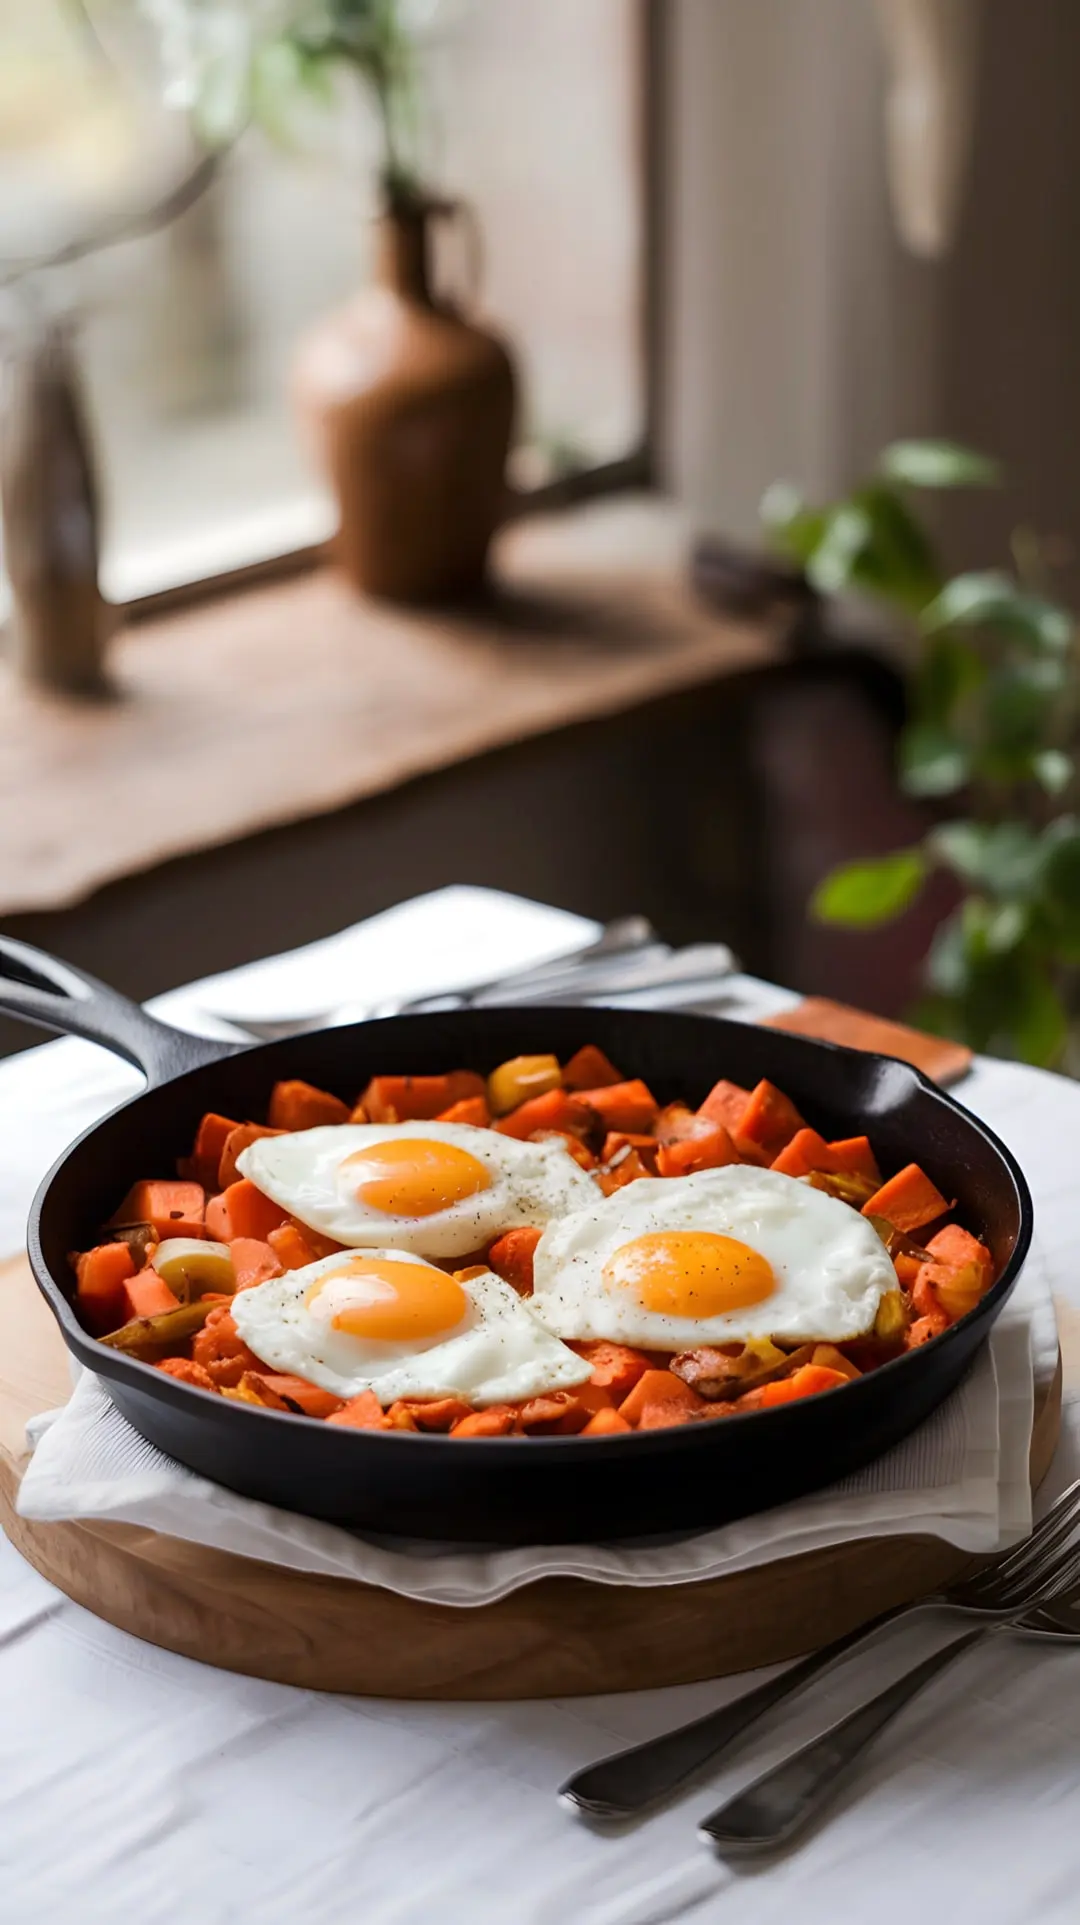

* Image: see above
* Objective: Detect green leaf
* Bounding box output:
[759,484,828,568]
[1039,819,1080,924]
[924,911,1067,1065]
[921,572,1073,651]
[924,908,970,997]
[878,440,1001,490]
[845,485,941,614]
[899,723,971,798]
[914,632,985,725]
[804,505,873,596]
[811,849,928,928]
[977,657,1067,780]
[927,820,1044,898]
[1033,750,1074,795]
[1005,959,1067,1066]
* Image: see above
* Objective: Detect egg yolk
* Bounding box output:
[342,1138,491,1218]
[603,1231,776,1318]
[306,1257,469,1342]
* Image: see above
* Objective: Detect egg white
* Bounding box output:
[236,1120,597,1258]
[231,1248,593,1406]
[531,1165,896,1350]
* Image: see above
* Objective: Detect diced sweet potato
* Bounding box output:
[256,1374,344,1418]
[562,1044,623,1091]
[696,1078,752,1133]
[218,1124,285,1190]
[75,1242,136,1335]
[389,1397,472,1432]
[597,1146,654,1193]
[495,1089,595,1141]
[229,1237,283,1292]
[575,1341,654,1399]
[635,1401,700,1430]
[267,1223,322,1271]
[770,1128,837,1179]
[810,1344,861,1381]
[156,1357,218,1391]
[233,1371,293,1411]
[120,1270,181,1321]
[657,1124,737,1178]
[530,1128,596,1169]
[180,1112,239,1190]
[861,1164,950,1235]
[436,1094,491,1127]
[326,1389,389,1429]
[487,1226,542,1295]
[515,1391,590,1434]
[192,1305,265,1388]
[913,1224,993,1325]
[618,1369,704,1427]
[654,1103,700,1144]
[362,1072,486,1124]
[735,1081,806,1158]
[110,1179,206,1242]
[267,1079,350,1131]
[906,1312,948,1348]
[582,1406,632,1436]
[602,1133,660,1177]
[216,1179,288,1243]
[754,1363,849,1407]
[450,1406,517,1438]
[827,1136,881,1184]
[576,1079,658,1134]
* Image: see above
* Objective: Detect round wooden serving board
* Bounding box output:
[0,1253,1065,1701]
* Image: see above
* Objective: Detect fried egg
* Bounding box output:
[231,1248,592,1405]
[531,1165,895,1349]
[236,1120,596,1259]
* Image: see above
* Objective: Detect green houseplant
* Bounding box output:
[763,441,1080,1070]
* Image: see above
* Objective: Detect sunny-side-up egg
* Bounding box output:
[530,1165,897,1350]
[236,1120,596,1259]
[230,1248,593,1405]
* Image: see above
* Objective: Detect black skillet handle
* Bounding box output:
[0,936,240,1087]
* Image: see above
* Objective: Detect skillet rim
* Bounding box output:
[24,1009,1034,1457]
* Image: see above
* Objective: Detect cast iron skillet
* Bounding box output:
[0,937,1033,1545]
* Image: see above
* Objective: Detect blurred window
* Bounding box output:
[0,0,649,603]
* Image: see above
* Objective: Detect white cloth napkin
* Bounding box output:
[18,1252,1051,1606]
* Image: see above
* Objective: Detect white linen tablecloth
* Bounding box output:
[3,888,1080,1925]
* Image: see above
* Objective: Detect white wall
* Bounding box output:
[660,0,1080,570]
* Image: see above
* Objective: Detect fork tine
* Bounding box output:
[953,1480,1080,1605]
[989,1491,1080,1609]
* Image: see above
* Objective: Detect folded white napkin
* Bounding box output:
[19,1251,1050,1607]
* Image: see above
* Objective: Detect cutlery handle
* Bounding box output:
[482,944,735,1008]
[700,1627,985,1855]
[560,1599,925,1820]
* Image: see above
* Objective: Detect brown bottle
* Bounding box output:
[0,320,113,694]
[292,201,516,602]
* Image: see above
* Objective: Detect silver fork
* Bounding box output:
[560,1480,1080,1822]
[700,1522,1080,1856]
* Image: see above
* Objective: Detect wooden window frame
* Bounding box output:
[127,0,665,621]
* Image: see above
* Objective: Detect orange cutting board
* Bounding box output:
[0,1254,1063,1700]
[763,998,974,1086]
